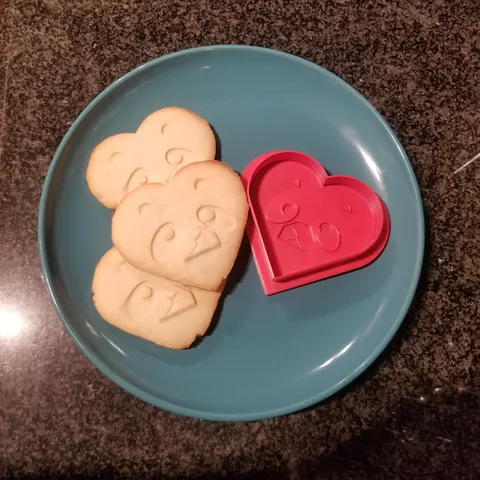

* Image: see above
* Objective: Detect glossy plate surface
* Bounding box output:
[38,46,424,421]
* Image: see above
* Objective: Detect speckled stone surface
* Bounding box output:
[0,0,479,478]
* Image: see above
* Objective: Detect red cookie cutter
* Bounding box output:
[241,151,390,295]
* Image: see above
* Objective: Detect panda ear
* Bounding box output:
[135,198,168,219]
[288,178,301,187]
[339,204,353,213]
[194,178,209,190]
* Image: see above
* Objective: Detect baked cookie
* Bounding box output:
[112,161,249,291]
[92,247,222,349]
[86,107,216,209]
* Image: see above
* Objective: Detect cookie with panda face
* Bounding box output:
[86,107,216,209]
[92,247,222,349]
[112,161,249,291]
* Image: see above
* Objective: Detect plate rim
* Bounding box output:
[38,45,425,421]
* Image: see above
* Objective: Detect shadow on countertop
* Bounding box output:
[4,386,479,479]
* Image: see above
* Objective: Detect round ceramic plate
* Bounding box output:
[39,46,424,421]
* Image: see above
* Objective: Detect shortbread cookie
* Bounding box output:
[92,248,222,349]
[86,107,216,209]
[112,161,248,291]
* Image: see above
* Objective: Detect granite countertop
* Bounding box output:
[1,0,479,478]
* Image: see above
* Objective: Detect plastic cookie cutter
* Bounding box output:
[241,150,390,295]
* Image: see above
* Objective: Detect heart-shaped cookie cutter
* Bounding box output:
[241,151,390,295]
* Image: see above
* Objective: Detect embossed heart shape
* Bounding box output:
[112,161,249,291]
[241,151,390,295]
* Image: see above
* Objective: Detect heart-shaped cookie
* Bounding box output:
[242,151,390,295]
[93,248,222,349]
[112,161,249,291]
[86,107,216,209]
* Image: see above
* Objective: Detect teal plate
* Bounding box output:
[38,46,424,421]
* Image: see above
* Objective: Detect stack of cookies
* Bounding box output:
[86,107,248,349]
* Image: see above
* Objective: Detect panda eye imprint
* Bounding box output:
[198,207,216,223]
[162,226,175,241]
[197,206,236,231]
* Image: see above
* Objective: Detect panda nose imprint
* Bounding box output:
[185,227,220,261]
